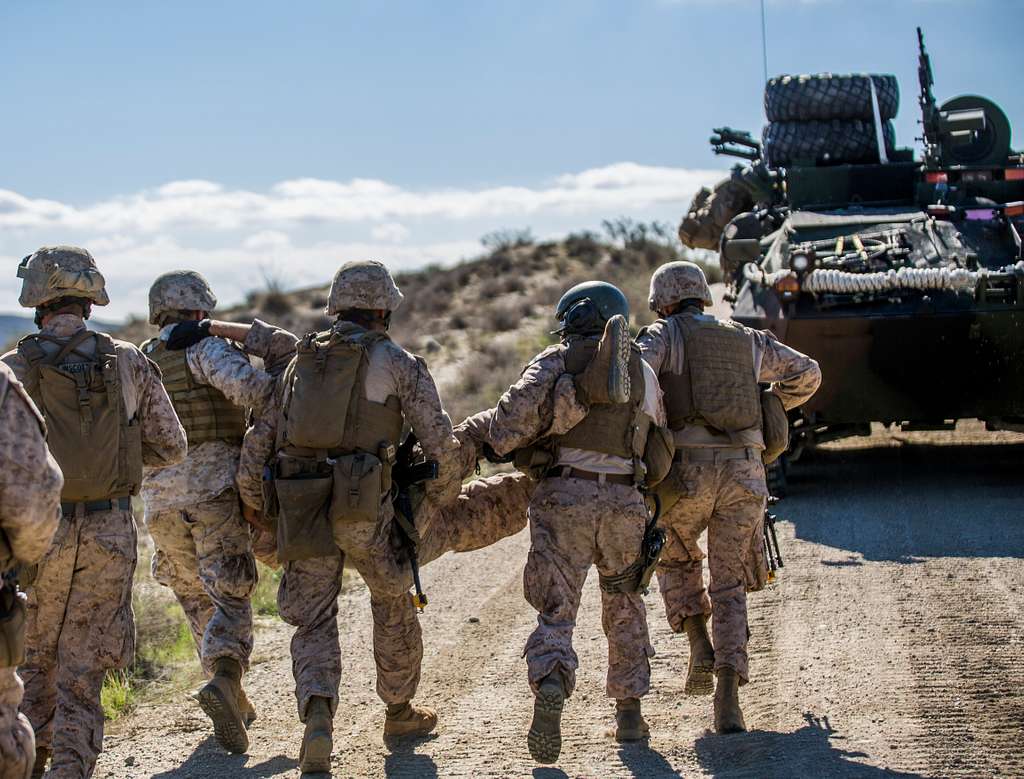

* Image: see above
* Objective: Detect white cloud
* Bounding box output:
[371,222,410,243]
[243,230,291,250]
[0,163,721,234]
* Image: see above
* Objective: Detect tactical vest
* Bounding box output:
[660,315,761,434]
[17,330,143,502]
[556,337,649,460]
[276,323,404,461]
[143,339,246,447]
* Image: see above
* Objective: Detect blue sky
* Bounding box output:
[2,0,1020,319]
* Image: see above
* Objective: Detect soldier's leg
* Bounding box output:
[706,458,768,683]
[190,491,257,670]
[49,509,136,778]
[522,480,595,697]
[594,486,652,701]
[20,518,76,764]
[146,508,214,666]
[277,553,345,720]
[0,668,35,779]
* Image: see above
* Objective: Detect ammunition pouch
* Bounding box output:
[513,443,554,481]
[327,452,384,526]
[760,389,789,465]
[0,585,26,668]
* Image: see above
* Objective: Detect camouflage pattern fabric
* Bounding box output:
[678,175,755,251]
[2,315,185,778]
[148,270,217,324]
[147,492,256,674]
[0,363,62,779]
[326,260,404,315]
[655,456,767,682]
[16,246,109,308]
[524,479,653,699]
[648,261,715,311]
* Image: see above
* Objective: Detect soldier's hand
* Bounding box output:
[166,319,213,350]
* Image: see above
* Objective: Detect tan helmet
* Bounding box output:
[326,260,404,315]
[648,260,714,312]
[148,270,218,325]
[17,246,110,309]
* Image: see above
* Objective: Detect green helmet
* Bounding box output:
[555,281,629,335]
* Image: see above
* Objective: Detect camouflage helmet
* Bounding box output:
[148,270,218,325]
[17,246,110,309]
[648,260,713,311]
[326,260,404,315]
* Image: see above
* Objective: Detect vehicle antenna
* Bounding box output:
[760,0,769,86]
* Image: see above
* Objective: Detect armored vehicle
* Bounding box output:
[683,29,1024,471]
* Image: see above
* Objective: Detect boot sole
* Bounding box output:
[299,731,333,773]
[196,685,250,754]
[685,663,715,696]
[606,315,631,405]
[528,688,564,764]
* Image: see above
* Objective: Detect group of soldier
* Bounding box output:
[0,241,819,778]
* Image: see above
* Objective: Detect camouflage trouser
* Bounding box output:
[278,472,532,717]
[21,508,136,779]
[523,477,653,700]
[147,490,257,673]
[656,451,767,682]
[0,667,34,779]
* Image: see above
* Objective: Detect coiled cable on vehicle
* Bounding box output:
[742,261,1024,295]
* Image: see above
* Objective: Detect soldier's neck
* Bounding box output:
[39,313,87,337]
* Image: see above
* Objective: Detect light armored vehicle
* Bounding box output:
[684,30,1024,475]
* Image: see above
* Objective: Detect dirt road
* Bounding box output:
[96,427,1024,778]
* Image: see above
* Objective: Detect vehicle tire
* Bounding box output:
[762,119,896,168]
[764,74,899,122]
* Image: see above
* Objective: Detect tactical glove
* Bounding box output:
[166,319,212,350]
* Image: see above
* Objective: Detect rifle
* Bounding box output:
[711,127,762,162]
[763,497,784,584]
[391,433,438,611]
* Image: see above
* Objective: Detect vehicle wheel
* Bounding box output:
[762,119,896,168]
[766,455,788,498]
[764,74,899,122]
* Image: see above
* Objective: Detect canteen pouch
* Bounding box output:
[273,473,335,562]
[328,452,384,525]
[760,388,789,465]
[0,588,26,667]
[642,425,676,489]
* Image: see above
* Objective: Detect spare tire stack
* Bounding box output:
[762,74,899,168]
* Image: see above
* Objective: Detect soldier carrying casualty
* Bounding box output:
[2,246,186,779]
[476,281,674,764]
[140,271,296,755]
[0,362,63,779]
[637,261,820,734]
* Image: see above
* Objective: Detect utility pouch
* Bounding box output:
[0,587,26,668]
[261,465,280,519]
[642,425,676,489]
[327,452,384,525]
[761,388,789,465]
[274,472,335,562]
[513,443,554,481]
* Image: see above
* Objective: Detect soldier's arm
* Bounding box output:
[636,321,670,376]
[753,331,822,410]
[230,319,299,375]
[486,349,564,457]
[237,396,280,511]
[0,351,29,384]
[130,349,188,467]
[0,377,62,566]
[187,336,279,412]
[391,349,461,504]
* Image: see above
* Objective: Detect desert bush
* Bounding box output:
[482,228,534,252]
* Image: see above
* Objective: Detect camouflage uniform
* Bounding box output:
[484,352,663,701]
[0,363,63,779]
[638,262,821,683]
[2,315,186,779]
[142,319,289,674]
[678,167,760,250]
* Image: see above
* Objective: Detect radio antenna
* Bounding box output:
[760,0,769,85]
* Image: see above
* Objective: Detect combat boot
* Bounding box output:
[31,746,49,778]
[713,668,747,734]
[576,314,631,405]
[299,696,333,774]
[239,685,258,728]
[613,698,650,742]
[196,657,250,753]
[683,614,715,695]
[528,674,566,764]
[383,701,438,739]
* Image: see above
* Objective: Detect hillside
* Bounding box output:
[116,224,719,424]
